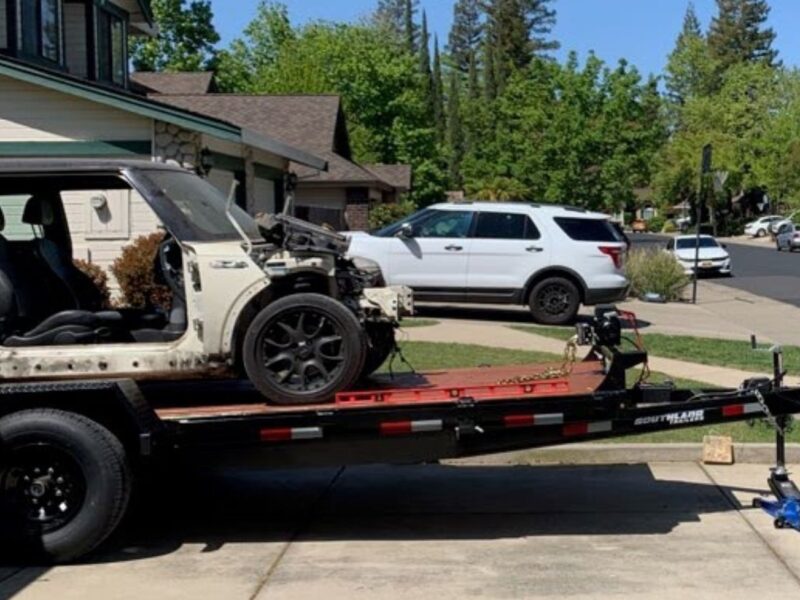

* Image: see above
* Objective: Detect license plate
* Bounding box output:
[701,261,713,268]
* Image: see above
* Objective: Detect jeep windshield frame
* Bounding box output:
[127,167,263,243]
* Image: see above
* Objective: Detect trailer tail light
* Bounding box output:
[599,246,624,269]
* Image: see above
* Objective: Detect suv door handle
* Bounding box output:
[445,245,463,251]
[526,245,544,253]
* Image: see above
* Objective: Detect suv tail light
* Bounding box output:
[599,245,624,269]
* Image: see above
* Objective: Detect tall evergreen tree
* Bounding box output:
[375,0,417,50]
[419,11,436,119]
[448,0,484,73]
[447,70,465,187]
[483,37,497,101]
[707,0,778,70]
[522,0,560,56]
[467,50,480,100]
[665,3,716,104]
[433,36,446,144]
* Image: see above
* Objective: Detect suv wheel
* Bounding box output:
[243,293,367,405]
[528,277,580,325]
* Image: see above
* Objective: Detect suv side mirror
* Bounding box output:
[397,223,413,238]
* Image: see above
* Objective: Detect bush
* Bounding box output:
[73,259,112,308]
[368,199,417,230]
[626,248,689,302]
[646,215,667,233]
[111,232,172,309]
[662,220,678,233]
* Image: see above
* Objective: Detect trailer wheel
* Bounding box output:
[0,409,131,563]
[243,293,367,405]
[360,323,397,379]
[528,277,580,325]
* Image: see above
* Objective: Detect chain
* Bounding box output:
[497,337,579,385]
[754,387,785,436]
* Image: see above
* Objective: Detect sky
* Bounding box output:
[209,0,800,78]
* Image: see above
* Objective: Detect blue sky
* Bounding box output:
[209,1,800,77]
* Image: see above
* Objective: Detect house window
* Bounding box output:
[95,3,126,86]
[18,0,62,63]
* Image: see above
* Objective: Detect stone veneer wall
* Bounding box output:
[153,120,201,170]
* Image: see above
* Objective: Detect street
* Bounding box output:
[631,233,800,307]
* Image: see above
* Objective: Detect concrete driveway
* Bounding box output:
[3,460,800,599]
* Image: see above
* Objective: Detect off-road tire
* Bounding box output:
[243,293,367,405]
[528,277,581,325]
[0,409,131,563]
[360,323,397,379]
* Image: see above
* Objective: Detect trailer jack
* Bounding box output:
[750,340,800,530]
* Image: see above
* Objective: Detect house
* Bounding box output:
[0,0,325,279]
[148,92,412,230]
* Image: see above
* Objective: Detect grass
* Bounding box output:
[510,325,800,375]
[382,341,797,443]
[398,318,439,328]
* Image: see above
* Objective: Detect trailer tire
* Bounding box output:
[243,293,367,405]
[0,409,131,563]
[360,323,397,379]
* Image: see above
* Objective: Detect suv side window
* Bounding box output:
[473,212,540,240]
[554,217,622,242]
[413,210,473,238]
[0,195,40,241]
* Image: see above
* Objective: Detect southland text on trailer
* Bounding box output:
[1,306,799,563]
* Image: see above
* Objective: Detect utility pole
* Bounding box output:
[692,144,712,305]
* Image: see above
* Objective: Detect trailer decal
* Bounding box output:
[634,409,706,427]
[380,419,443,436]
[503,413,564,428]
[260,426,323,442]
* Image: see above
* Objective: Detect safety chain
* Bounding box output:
[754,387,785,436]
[497,337,579,385]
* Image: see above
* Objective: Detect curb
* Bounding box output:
[446,443,800,466]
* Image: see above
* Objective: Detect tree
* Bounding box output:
[665,3,719,104]
[419,11,435,118]
[707,0,778,70]
[130,0,220,72]
[447,70,465,186]
[376,0,418,51]
[432,36,446,144]
[448,0,483,73]
[404,0,418,53]
[467,51,481,100]
[483,37,497,101]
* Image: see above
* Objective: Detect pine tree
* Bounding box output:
[484,37,497,101]
[448,0,483,73]
[419,11,435,117]
[665,3,714,103]
[405,0,418,53]
[707,0,778,70]
[433,36,446,144]
[467,50,480,100]
[375,0,417,50]
[447,70,465,187]
[522,0,560,56]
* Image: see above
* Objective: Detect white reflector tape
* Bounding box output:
[743,402,762,415]
[587,420,612,434]
[411,420,443,433]
[291,427,323,440]
[536,413,564,426]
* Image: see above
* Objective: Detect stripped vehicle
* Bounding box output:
[0,159,412,405]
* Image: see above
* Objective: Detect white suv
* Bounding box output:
[347,202,629,324]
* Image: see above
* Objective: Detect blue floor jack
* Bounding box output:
[751,344,800,530]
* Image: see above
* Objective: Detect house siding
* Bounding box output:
[64,3,88,78]
[0,75,151,141]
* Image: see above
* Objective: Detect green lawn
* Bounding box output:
[382,341,797,443]
[398,318,439,328]
[510,325,800,375]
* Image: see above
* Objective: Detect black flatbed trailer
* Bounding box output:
[1,309,799,563]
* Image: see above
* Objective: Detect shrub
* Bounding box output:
[111,232,172,309]
[646,215,666,233]
[368,199,417,230]
[626,248,689,302]
[73,259,112,308]
[662,220,678,234]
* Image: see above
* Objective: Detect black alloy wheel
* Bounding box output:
[528,277,580,325]
[243,293,366,405]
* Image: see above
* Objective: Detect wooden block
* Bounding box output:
[703,435,734,464]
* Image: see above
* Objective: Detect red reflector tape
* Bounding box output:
[504,413,564,428]
[380,419,443,436]
[260,427,322,442]
[563,420,612,437]
[722,402,762,417]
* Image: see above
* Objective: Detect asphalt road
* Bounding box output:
[631,233,800,308]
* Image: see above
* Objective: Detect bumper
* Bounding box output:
[681,263,732,275]
[584,286,629,305]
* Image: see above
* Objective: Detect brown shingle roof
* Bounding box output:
[155,94,395,187]
[365,164,412,192]
[131,72,216,95]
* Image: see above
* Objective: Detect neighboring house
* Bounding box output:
[0,0,325,284]
[151,92,412,230]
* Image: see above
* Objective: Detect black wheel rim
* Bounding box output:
[258,308,346,394]
[1,443,87,533]
[537,283,572,316]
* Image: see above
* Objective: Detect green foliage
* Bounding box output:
[647,215,667,233]
[707,0,778,71]
[368,199,418,230]
[447,0,483,73]
[111,233,172,310]
[626,249,690,302]
[130,0,219,72]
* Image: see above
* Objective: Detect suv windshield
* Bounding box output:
[373,208,436,237]
[140,170,261,242]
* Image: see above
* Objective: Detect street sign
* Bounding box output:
[713,171,729,193]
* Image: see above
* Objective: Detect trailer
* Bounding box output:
[1,307,799,563]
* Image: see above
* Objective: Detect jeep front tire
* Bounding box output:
[243,293,367,405]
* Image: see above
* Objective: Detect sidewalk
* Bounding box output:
[402,317,800,388]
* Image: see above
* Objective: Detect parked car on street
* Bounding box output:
[347,202,629,325]
[666,234,732,276]
[776,222,800,252]
[770,211,799,236]
[744,215,784,238]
